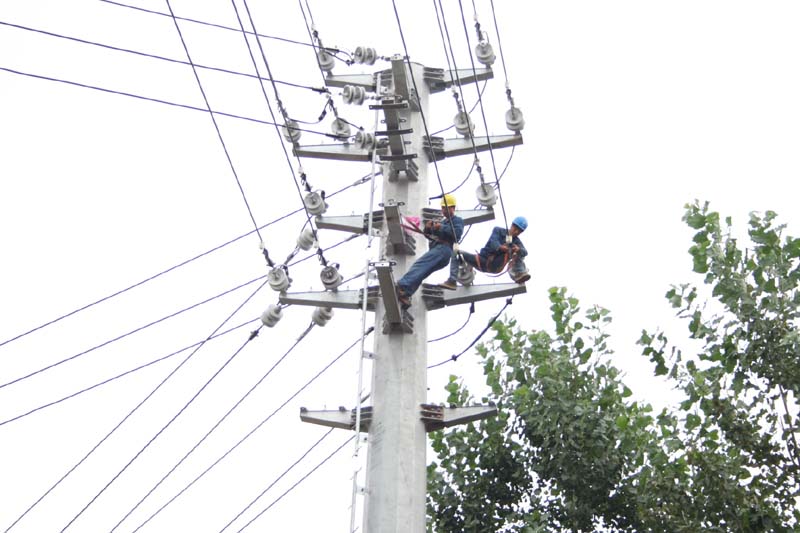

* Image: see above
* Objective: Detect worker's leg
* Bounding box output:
[509,255,530,283]
[397,246,452,297]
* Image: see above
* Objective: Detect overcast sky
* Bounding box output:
[1,1,799,531]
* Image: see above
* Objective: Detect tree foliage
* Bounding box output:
[427,202,800,532]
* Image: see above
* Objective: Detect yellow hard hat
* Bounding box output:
[440,194,456,208]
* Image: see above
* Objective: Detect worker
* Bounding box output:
[439,216,530,289]
[396,194,464,309]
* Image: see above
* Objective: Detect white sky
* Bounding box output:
[1,0,799,531]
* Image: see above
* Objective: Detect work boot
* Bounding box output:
[512,272,531,284]
[439,278,457,290]
[396,287,411,310]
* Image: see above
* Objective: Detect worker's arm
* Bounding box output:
[484,227,505,253]
[512,238,528,258]
[435,216,464,244]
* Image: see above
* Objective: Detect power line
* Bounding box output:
[235,435,355,532]
[98,0,348,56]
[234,0,331,266]
[129,328,373,532]
[4,279,267,533]
[0,274,267,390]
[428,297,512,369]
[0,317,259,427]
[0,20,324,92]
[109,322,317,531]
[435,0,510,233]
[429,302,474,343]
[219,428,335,532]
[0,171,372,349]
[456,0,510,229]
[60,318,264,532]
[164,0,263,247]
[0,66,332,135]
[390,0,461,244]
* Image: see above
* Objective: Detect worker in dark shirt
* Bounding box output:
[396,194,464,309]
[440,216,530,289]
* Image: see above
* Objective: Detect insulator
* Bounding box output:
[354,46,377,65]
[320,265,343,290]
[475,183,497,207]
[312,306,334,327]
[260,304,283,327]
[331,118,352,140]
[317,50,335,73]
[453,111,474,137]
[268,267,291,292]
[505,107,525,133]
[475,41,496,66]
[456,262,475,286]
[342,85,366,105]
[304,191,327,216]
[297,228,316,251]
[282,119,301,143]
[354,130,376,150]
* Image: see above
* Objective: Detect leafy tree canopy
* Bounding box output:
[427,201,800,532]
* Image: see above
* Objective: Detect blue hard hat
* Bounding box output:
[512,216,528,231]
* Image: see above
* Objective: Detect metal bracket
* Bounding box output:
[279,287,379,311]
[300,406,373,432]
[423,134,523,161]
[420,404,498,432]
[382,201,415,256]
[293,142,372,162]
[421,282,526,311]
[324,73,377,91]
[424,67,494,93]
[373,261,402,325]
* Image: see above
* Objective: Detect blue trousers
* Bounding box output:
[448,251,527,280]
[397,244,453,296]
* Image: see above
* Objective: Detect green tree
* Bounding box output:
[427,202,800,532]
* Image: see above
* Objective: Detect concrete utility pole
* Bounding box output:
[281,55,523,532]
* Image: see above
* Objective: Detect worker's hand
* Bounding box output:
[424,221,434,232]
[511,244,520,253]
[498,244,509,253]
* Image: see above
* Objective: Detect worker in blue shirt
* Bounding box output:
[440,216,530,289]
[396,194,464,309]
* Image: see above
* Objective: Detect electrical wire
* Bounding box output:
[435,0,507,237]
[0,65,299,127]
[0,171,373,349]
[431,79,488,136]
[4,279,268,533]
[488,0,510,85]
[235,435,355,532]
[0,21,323,92]
[232,0,330,267]
[456,0,510,230]
[389,0,461,245]
[427,297,512,369]
[109,322,317,531]
[129,328,373,532]
[0,274,267,390]
[164,0,263,249]
[0,316,259,427]
[98,0,347,55]
[60,320,265,532]
[428,302,474,343]
[218,428,334,532]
